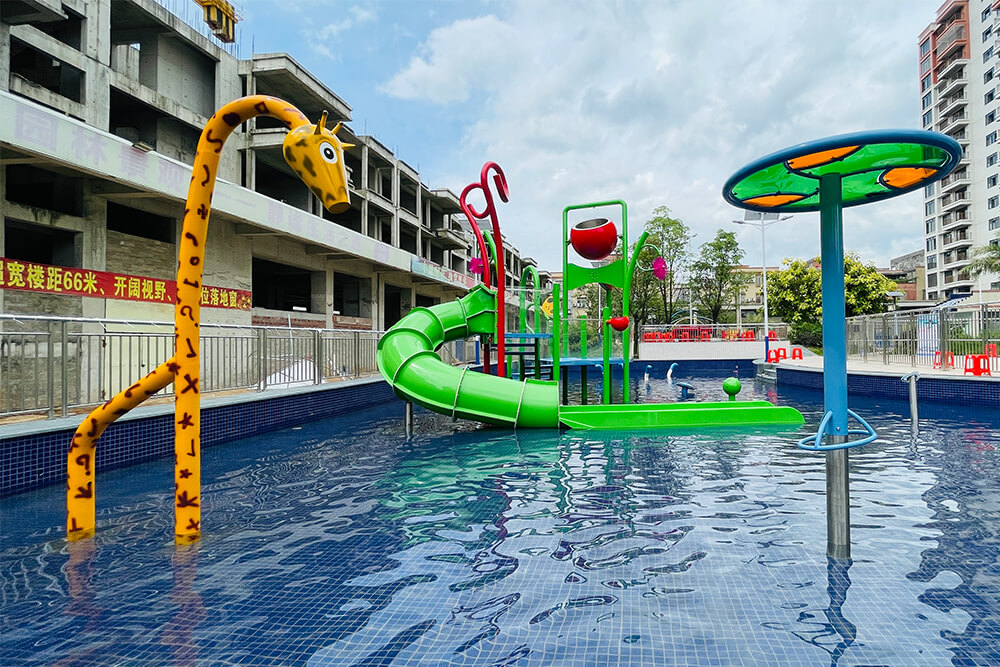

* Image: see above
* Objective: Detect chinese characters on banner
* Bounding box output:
[0,258,252,310]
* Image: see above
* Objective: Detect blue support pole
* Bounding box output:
[820,174,849,438]
[819,173,851,560]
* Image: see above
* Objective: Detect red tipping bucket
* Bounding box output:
[570,218,618,260]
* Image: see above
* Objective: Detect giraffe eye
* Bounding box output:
[319,142,338,164]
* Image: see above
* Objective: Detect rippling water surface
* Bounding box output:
[3,377,1000,665]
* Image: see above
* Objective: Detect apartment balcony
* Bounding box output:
[935,24,968,61]
[937,91,968,116]
[939,111,969,135]
[943,250,971,266]
[943,232,973,252]
[940,210,970,229]
[943,270,972,285]
[936,68,967,96]
[939,169,970,192]
[940,192,970,212]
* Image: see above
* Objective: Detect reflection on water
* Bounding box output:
[1,382,999,664]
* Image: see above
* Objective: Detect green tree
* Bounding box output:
[967,236,1000,279]
[689,230,750,323]
[767,253,899,325]
[642,206,692,323]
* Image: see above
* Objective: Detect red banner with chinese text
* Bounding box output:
[0,258,252,310]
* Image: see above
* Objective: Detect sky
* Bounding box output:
[235,0,942,272]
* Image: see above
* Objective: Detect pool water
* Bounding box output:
[2,378,1000,665]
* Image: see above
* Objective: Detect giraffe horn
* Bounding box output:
[340,142,356,149]
[331,122,343,136]
[314,111,328,134]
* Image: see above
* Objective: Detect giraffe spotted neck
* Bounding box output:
[67,96,352,543]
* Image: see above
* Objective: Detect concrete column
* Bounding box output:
[0,22,9,93]
[310,270,327,326]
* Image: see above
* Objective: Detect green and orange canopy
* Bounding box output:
[723,130,963,213]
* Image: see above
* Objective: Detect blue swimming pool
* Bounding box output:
[2,378,1000,665]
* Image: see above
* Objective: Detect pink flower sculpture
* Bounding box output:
[652,257,668,281]
[469,256,485,275]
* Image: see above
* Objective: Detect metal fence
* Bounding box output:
[846,302,1000,369]
[0,314,470,419]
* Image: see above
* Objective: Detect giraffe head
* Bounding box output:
[283,111,355,214]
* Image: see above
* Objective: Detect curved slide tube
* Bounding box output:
[377,285,559,428]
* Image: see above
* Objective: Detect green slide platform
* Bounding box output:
[376,285,804,430]
[559,402,804,430]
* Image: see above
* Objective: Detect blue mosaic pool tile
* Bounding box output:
[777,367,1000,406]
[1,381,398,497]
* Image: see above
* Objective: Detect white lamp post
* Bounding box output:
[733,212,792,361]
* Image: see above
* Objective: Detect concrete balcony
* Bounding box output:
[940,210,971,229]
[937,91,968,116]
[942,231,973,250]
[939,111,969,135]
[940,192,971,212]
[939,169,970,193]
[936,70,967,97]
[434,228,468,250]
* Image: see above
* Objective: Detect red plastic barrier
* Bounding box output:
[791,347,803,360]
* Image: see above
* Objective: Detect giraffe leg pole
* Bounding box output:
[67,358,177,540]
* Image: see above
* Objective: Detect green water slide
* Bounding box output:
[377,285,560,427]
[377,285,804,430]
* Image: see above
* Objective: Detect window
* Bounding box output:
[990,195,999,209]
[987,47,995,62]
[990,152,999,167]
[985,26,994,42]
[921,39,931,56]
[989,90,997,105]
[987,67,995,84]
[927,219,936,233]
[926,201,936,215]
[927,237,937,251]
[991,175,999,188]
[922,92,933,109]
[991,217,1000,230]
[988,111,997,127]
[925,183,936,196]
[921,58,932,74]
[928,254,938,269]
[989,131,998,145]
[922,74,932,92]
[992,282,1000,290]
[923,110,933,127]
[984,7,992,22]
[928,274,938,288]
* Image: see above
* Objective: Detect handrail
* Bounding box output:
[797,409,877,451]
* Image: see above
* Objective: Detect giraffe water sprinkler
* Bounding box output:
[67,96,352,544]
[282,111,354,214]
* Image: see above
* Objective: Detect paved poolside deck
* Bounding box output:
[770,355,1000,383]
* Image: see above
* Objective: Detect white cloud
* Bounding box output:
[382,0,941,270]
[308,4,377,59]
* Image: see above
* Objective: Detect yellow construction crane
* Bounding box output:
[193,0,240,43]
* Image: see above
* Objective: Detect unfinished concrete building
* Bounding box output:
[0,0,535,333]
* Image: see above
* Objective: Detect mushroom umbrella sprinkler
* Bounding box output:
[723,129,962,559]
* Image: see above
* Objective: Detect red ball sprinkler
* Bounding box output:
[607,316,629,332]
[570,218,618,260]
